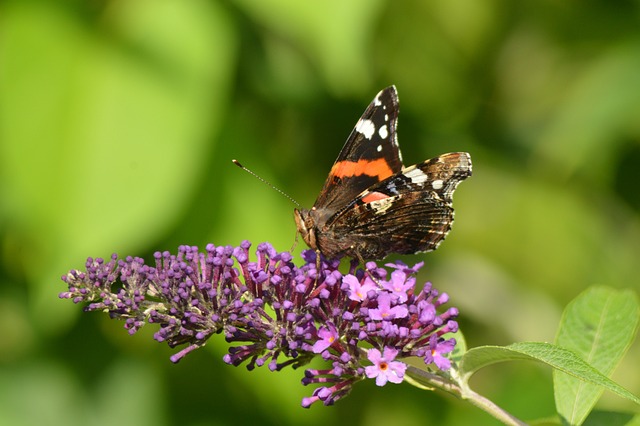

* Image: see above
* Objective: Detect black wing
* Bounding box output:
[312,86,403,212]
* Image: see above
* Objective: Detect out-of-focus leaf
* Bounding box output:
[376,1,500,133]
[456,168,640,300]
[233,0,385,95]
[0,0,236,329]
[534,43,640,181]
[0,359,164,426]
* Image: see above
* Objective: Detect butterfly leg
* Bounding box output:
[289,229,300,254]
[351,249,382,285]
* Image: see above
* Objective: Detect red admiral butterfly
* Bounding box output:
[294,86,472,260]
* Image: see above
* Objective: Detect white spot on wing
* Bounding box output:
[378,124,388,139]
[404,167,428,185]
[374,91,382,106]
[355,118,376,140]
[376,144,383,152]
[432,179,444,190]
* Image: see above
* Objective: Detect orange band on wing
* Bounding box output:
[329,158,394,181]
[361,191,390,203]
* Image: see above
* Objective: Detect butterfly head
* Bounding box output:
[294,208,318,252]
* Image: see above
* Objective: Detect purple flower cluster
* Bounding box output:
[60,241,458,407]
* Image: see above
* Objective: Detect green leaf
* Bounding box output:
[458,342,640,406]
[403,366,438,392]
[554,287,640,426]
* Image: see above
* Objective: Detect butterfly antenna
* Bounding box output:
[232,159,301,208]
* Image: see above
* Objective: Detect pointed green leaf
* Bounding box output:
[554,287,640,426]
[458,342,640,406]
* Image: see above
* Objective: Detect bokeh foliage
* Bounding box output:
[1,0,639,425]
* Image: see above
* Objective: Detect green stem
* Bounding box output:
[406,366,528,426]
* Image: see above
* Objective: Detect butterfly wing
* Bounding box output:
[318,152,472,259]
[312,86,403,213]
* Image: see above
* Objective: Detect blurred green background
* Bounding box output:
[1,0,639,425]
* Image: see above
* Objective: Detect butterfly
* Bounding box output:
[294,86,472,261]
